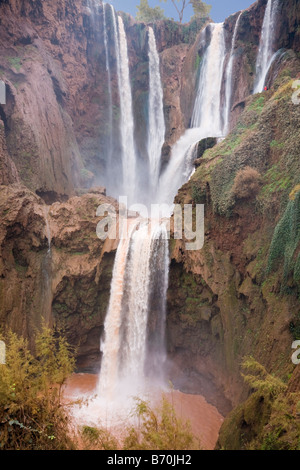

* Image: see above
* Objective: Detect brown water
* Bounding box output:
[63,373,224,450]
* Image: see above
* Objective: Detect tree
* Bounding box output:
[136,0,166,23]
[0,327,76,450]
[160,0,211,24]
[123,395,201,450]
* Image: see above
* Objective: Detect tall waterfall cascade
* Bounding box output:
[191,23,226,134]
[94,7,246,403]
[223,12,243,135]
[157,23,226,206]
[147,26,166,202]
[110,7,137,204]
[254,0,279,93]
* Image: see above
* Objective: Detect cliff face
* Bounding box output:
[0,183,118,367]
[167,70,300,446]
[0,0,87,199]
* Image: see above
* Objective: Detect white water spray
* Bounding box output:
[147,26,165,200]
[110,7,137,204]
[191,23,226,134]
[223,12,242,135]
[98,219,169,400]
[254,0,279,93]
[157,23,226,206]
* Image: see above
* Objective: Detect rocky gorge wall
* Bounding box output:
[0,183,119,367]
[166,69,300,447]
[0,0,299,448]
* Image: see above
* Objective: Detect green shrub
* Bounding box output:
[123,396,201,450]
[191,180,206,204]
[0,327,76,450]
[267,191,300,283]
[242,356,287,399]
[231,166,262,200]
[81,425,118,450]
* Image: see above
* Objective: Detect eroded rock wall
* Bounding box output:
[0,183,118,367]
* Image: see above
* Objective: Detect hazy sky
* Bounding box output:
[109,0,255,23]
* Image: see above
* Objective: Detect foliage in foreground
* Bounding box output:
[80,396,201,450]
[218,356,300,450]
[0,327,76,450]
[0,328,201,451]
[124,396,201,450]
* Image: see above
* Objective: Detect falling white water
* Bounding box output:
[103,3,113,169]
[147,26,165,200]
[110,7,137,204]
[223,12,242,135]
[98,220,137,400]
[191,23,226,134]
[157,129,201,207]
[157,23,226,206]
[145,223,169,382]
[98,219,169,401]
[254,0,279,93]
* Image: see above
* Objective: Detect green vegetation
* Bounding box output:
[249,94,265,113]
[241,356,287,398]
[190,77,300,218]
[267,191,300,287]
[123,396,201,450]
[79,395,201,450]
[218,357,300,450]
[231,166,262,200]
[0,326,75,450]
[80,425,118,450]
[136,0,166,22]
[7,57,22,72]
[289,311,300,340]
[159,0,211,23]
[191,179,206,204]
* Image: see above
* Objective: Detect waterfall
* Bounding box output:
[98,219,169,400]
[157,23,226,206]
[254,0,279,93]
[97,15,228,405]
[98,220,136,400]
[103,3,113,171]
[191,23,226,135]
[147,26,165,200]
[157,129,201,206]
[223,12,242,135]
[110,7,137,204]
[97,20,169,402]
